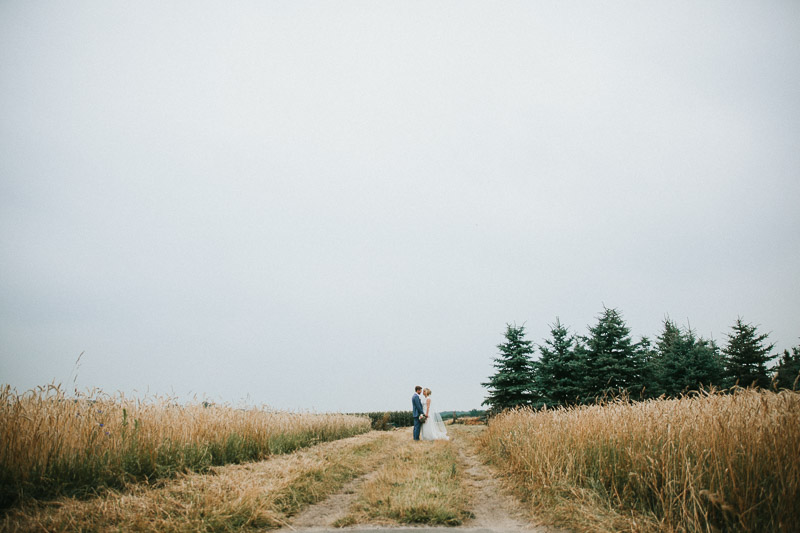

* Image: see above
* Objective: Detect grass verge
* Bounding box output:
[334,434,472,527]
[2,430,394,532]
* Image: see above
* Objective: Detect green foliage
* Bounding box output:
[635,336,659,399]
[485,309,797,412]
[482,323,537,412]
[772,345,800,390]
[534,318,583,406]
[440,409,486,420]
[653,319,725,397]
[358,411,414,429]
[581,307,646,401]
[723,318,776,388]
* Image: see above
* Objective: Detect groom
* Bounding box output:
[412,385,426,440]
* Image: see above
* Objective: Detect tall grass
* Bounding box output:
[479,389,800,532]
[3,431,395,532]
[0,384,371,509]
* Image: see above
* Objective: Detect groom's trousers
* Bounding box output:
[413,417,422,440]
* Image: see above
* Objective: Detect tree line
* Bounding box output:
[482,307,800,412]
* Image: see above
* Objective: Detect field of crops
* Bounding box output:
[0,384,371,508]
[479,389,800,532]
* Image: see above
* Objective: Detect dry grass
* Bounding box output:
[1,430,395,532]
[478,389,800,532]
[0,384,370,508]
[334,433,472,527]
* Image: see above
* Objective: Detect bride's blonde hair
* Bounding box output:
[423,388,431,396]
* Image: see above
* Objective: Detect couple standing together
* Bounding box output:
[411,386,449,441]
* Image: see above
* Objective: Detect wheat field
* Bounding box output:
[2,430,396,532]
[0,384,370,508]
[479,389,800,532]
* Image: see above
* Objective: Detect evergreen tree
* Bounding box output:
[635,336,658,399]
[572,339,590,402]
[723,318,776,388]
[582,307,644,400]
[773,345,800,390]
[535,318,583,406]
[655,319,690,396]
[684,333,724,391]
[482,323,537,412]
[654,318,724,396]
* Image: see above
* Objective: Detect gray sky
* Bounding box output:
[2,1,798,412]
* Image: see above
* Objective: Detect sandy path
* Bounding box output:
[285,468,382,530]
[453,428,565,533]
[279,426,566,533]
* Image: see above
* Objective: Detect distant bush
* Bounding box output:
[357,411,414,430]
[440,409,486,420]
[358,411,487,429]
[449,416,487,426]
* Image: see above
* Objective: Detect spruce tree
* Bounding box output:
[773,345,800,390]
[635,336,658,399]
[683,333,724,391]
[535,318,583,406]
[723,318,775,388]
[654,318,724,396]
[582,307,644,400]
[482,323,536,412]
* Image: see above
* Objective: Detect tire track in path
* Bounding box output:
[453,427,565,533]
[284,468,382,530]
[280,426,567,533]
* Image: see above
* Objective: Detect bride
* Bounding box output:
[420,388,449,441]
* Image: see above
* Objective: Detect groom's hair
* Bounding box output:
[415,386,422,392]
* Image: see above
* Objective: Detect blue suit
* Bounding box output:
[412,393,425,440]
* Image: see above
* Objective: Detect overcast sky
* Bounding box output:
[1,1,798,412]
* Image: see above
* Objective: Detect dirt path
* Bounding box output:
[280,427,565,533]
[286,468,382,530]
[453,428,563,533]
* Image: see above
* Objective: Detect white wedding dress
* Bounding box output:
[420,396,449,441]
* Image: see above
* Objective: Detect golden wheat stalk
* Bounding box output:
[0,383,370,507]
[479,389,800,532]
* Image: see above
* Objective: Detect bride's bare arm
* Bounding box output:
[425,398,430,417]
